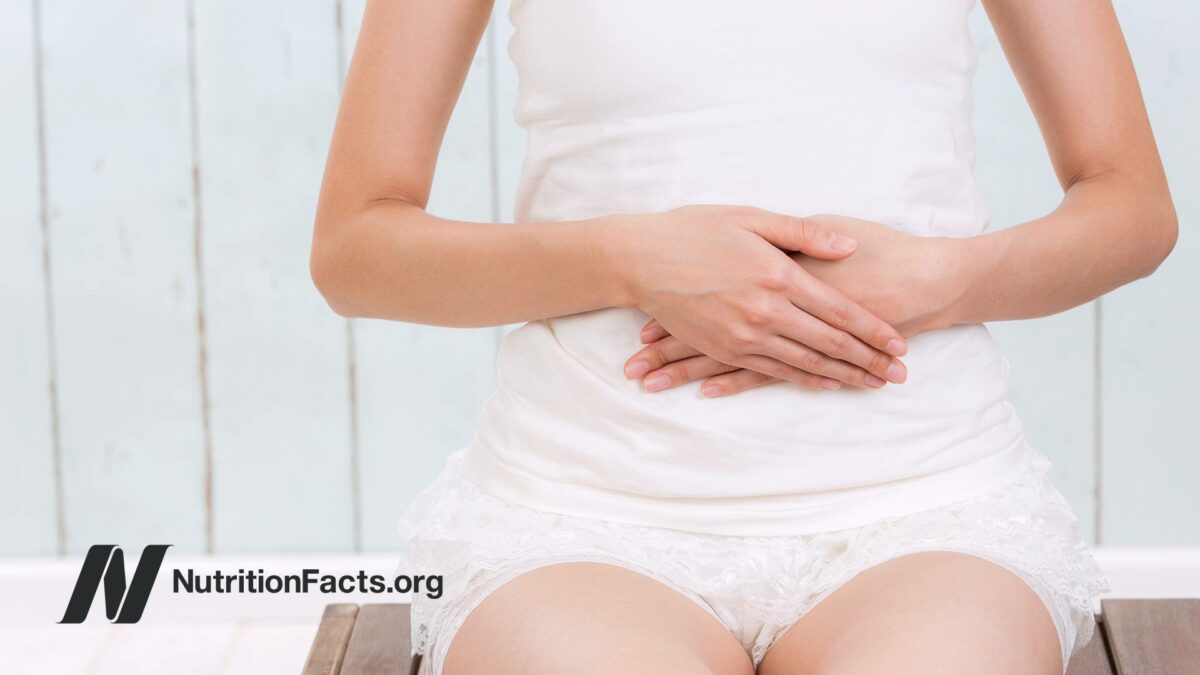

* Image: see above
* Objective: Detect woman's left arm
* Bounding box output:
[626,0,1177,396]
[952,0,1176,323]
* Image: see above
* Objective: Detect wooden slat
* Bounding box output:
[303,604,360,675]
[1099,3,1200,546]
[340,604,417,675]
[193,0,355,552]
[0,0,60,555]
[1065,616,1115,675]
[1102,599,1200,675]
[41,0,208,553]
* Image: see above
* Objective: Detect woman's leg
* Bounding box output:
[758,551,1062,675]
[443,562,754,675]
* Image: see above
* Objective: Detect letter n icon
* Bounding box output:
[58,544,172,624]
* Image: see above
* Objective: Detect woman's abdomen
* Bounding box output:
[464,307,1033,536]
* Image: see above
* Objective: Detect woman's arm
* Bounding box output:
[310,0,626,326]
[950,0,1177,324]
[310,0,909,388]
[625,0,1176,396]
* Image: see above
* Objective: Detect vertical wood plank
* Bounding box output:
[1100,1,1200,545]
[40,0,207,553]
[193,0,354,552]
[968,9,1099,539]
[339,0,500,552]
[0,0,59,554]
[339,604,414,675]
[303,604,359,675]
[1102,599,1200,674]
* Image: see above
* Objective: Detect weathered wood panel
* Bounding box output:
[40,0,208,553]
[969,9,1099,540]
[193,0,354,552]
[339,0,500,552]
[1100,1,1200,545]
[302,604,359,675]
[1102,599,1200,674]
[0,0,60,555]
[340,604,414,675]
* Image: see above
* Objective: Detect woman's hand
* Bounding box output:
[611,206,909,391]
[624,214,964,396]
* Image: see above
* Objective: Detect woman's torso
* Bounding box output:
[463,0,1033,535]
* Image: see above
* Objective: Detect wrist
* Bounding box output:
[931,233,993,329]
[583,213,643,310]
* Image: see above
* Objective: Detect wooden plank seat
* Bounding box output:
[303,599,1200,675]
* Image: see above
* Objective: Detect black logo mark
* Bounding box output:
[59,544,172,624]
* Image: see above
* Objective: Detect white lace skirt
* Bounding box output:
[396,448,1110,674]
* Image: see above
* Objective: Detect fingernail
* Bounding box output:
[644,373,671,392]
[829,234,858,253]
[865,374,886,388]
[701,383,723,397]
[820,378,841,390]
[625,360,650,379]
[886,361,907,383]
[885,338,907,356]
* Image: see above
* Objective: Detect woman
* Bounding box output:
[311,0,1176,673]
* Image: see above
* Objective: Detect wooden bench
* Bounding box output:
[303,599,1200,675]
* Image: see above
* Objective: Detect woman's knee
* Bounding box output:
[443,562,752,675]
[760,551,1061,675]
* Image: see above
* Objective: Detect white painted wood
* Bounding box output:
[0,623,112,674]
[339,0,500,552]
[1100,1,1200,545]
[39,0,207,553]
[0,0,59,555]
[221,620,317,675]
[90,623,238,675]
[192,0,354,552]
[969,8,1099,540]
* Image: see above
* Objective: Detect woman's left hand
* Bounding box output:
[623,214,966,397]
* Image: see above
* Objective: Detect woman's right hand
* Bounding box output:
[611,205,908,390]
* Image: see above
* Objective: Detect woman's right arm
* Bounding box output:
[310,0,908,387]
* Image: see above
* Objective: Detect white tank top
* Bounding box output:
[463,0,1033,536]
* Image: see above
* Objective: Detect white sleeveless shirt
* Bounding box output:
[463,0,1033,536]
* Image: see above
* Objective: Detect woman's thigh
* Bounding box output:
[443,561,754,675]
[758,551,1061,675]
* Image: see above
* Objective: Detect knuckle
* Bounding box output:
[742,302,774,327]
[795,215,820,244]
[645,343,669,367]
[828,300,853,328]
[797,349,825,373]
[757,262,794,293]
[825,330,851,357]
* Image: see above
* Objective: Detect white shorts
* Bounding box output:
[396,449,1110,674]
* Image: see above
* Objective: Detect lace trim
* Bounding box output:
[396,449,1110,674]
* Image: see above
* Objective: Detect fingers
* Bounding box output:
[699,369,785,397]
[624,336,737,390]
[788,268,908,357]
[772,311,907,386]
[639,319,668,344]
[743,210,859,261]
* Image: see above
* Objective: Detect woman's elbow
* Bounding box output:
[309,231,362,318]
[1137,198,1179,278]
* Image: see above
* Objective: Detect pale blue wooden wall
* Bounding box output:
[1,0,1195,556]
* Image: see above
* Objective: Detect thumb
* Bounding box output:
[750,214,858,260]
